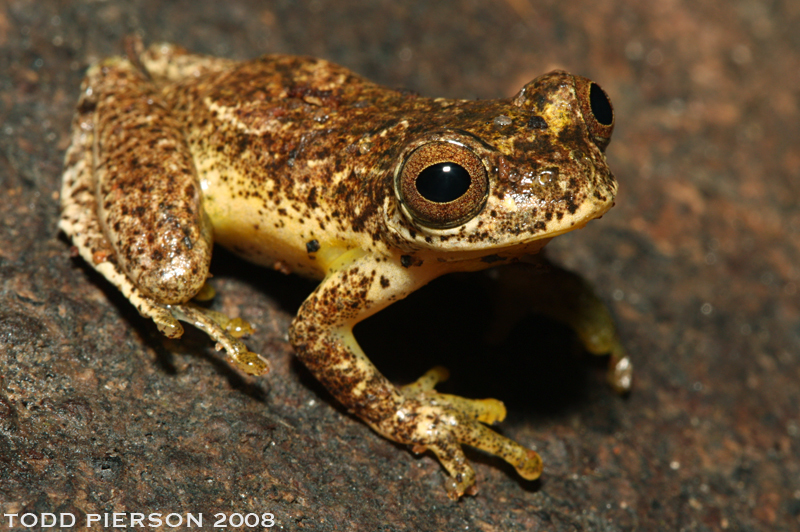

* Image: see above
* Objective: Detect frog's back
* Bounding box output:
[149,47,408,278]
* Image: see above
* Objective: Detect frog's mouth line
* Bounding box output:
[401,188,612,241]
[383,199,613,266]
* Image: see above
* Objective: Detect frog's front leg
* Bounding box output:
[59,57,267,375]
[288,253,542,498]
[485,260,632,393]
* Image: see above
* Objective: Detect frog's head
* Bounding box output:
[383,70,617,259]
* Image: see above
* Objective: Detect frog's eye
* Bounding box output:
[397,142,489,229]
[575,77,614,152]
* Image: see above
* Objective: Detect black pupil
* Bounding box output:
[415,162,471,203]
[589,83,613,126]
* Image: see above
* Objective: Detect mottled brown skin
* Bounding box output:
[93,63,213,302]
[60,42,631,498]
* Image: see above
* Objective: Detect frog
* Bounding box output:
[60,40,632,499]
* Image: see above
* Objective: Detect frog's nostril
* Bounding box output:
[415,162,471,203]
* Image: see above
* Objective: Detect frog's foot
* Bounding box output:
[123,286,268,376]
[401,366,507,424]
[63,231,268,375]
[396,367,543,499]
[81,253,269,376]
[168,303,269,376]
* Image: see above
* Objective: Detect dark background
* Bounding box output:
[1,0,798,530]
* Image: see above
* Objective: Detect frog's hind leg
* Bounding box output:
[60,57,268,376]
[60,68,184,339]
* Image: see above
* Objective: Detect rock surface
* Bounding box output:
[1,0,798,530]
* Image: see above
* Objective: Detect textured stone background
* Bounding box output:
[1,0,798,530]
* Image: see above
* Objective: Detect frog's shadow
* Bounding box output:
[354,273,608,418]
[74,241,610,415]
[209,246,612,417]
[212,257,607,420]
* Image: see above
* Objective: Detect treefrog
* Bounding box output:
[61,41,632,498]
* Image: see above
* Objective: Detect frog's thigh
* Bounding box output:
[90,57,213,304]
[60,64,184,338]
[61,59,267,374]
[490,262,632,392]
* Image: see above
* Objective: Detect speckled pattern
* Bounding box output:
[155,49,617,269]
[1,0,799,530]
[59,41,620,498]
[62,58,213,304]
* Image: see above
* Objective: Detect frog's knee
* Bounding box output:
[125,220,213,303]
[132,250,210,304]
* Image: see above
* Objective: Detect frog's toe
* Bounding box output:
[169,303,270,376]
[409,404,541,497]
[426,439,477,500]
[152,310,184,338]
[401,366,507,424]
[608,347,633,394]
[435,394,507,425]
[454,413,543,481]
[400,365,450,394]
